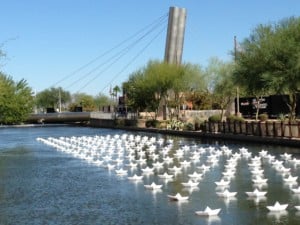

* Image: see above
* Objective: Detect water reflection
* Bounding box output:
[203,215,222,225]
[247,196,267,206]
[267,210,289,222]
[220,196,237,209]
[183,186,199,194]
[150,189,162,203]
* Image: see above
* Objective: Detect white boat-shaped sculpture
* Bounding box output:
[242,151,252,158]
[127,174,143,181]
[181,180,199,187]
[152,161,164,168]
[115,168,128,175]
[283,175,298,183]
[245,188,267,197]
[126,162,137,168]
[258,149,268,157]
[224,163,236,170]
[222,170,235,177]
[252,176,268,184]
[136,158,147,164]
[158,172,174,179]
[271,160,283,166]
[114,158,123,164]
[168,166,182,173]
[280,152,292,160]
[198,164,211,172]
[290,158,300,165]
[250,168,264,176]
[106,164,115,170]
[291,187,300,194]
[216,189,237,198]
[163,156,173,163]
[188,172,203,180]
[180,160,191,167]
[276,166,291,173]
[190,154,200,161]
[141,166,154,173]
[195,206,221,216]
[144,182,162,190]
[167,193,189,201]
[215,179,230,186]
[267,201,288,211]
[295,206,300,211]
[248,161,261,167]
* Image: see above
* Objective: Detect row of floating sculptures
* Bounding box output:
[37,133,300,220]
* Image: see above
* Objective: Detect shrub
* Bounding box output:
[208,114,222,122]
[115,119,125,127]
[158,120,168,129]
[145,120,159,128]
[167,119,184,130]
[194,117,205,131]
[184,122,194,131]
[226,115,245,122]
[278,113,287,121]
[259,113,268,121]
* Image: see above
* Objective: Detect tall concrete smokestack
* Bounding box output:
[164,6,187,65]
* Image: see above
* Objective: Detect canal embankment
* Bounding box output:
[89,118,300,148]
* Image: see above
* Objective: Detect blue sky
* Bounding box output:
[1,0,299,96]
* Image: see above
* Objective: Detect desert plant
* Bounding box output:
[258,113,268,122]
[208,114,222,122]
[227,115,245,122]
[167,119,184,130]
[184,122,194,131]
[145,119,160,128]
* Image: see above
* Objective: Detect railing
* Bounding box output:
[203,121,300,139]
[27,112,91,123]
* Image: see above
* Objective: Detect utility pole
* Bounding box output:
[59,89,62,113]
[234,36,240,117]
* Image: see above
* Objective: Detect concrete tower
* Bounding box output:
[164,6,187,65]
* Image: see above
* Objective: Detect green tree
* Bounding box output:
[0,73,34,124]
[206,58,236,120]
[71,93,95,112]
[234,17,300,120]
[168,63,206,119]
[35,87,71,112]
[123,60,206,119]
[112,85,121,100]
[94,93,113,111]
[123,68,159,118]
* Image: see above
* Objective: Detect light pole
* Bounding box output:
[58,88,62,113]
[234,36,240,117]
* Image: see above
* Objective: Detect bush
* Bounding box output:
[278,113,287,121]
[226,115,245,122]
[158,120,168,129]
[167,119,184,130]
[208,114,222,122]
[193,117,205,131]
[183,122,195,131]
[259,113,268,121]
[114,119,125,127]
[145,120,159,128]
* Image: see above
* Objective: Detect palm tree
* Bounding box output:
[112,85,121,104]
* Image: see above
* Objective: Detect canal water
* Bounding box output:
[0,126,299,225]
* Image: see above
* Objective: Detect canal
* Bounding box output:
[0,126,299,225]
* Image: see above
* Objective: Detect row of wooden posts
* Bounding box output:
[203,121,300,139]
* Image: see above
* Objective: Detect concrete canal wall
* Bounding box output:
[89,118,300,148]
